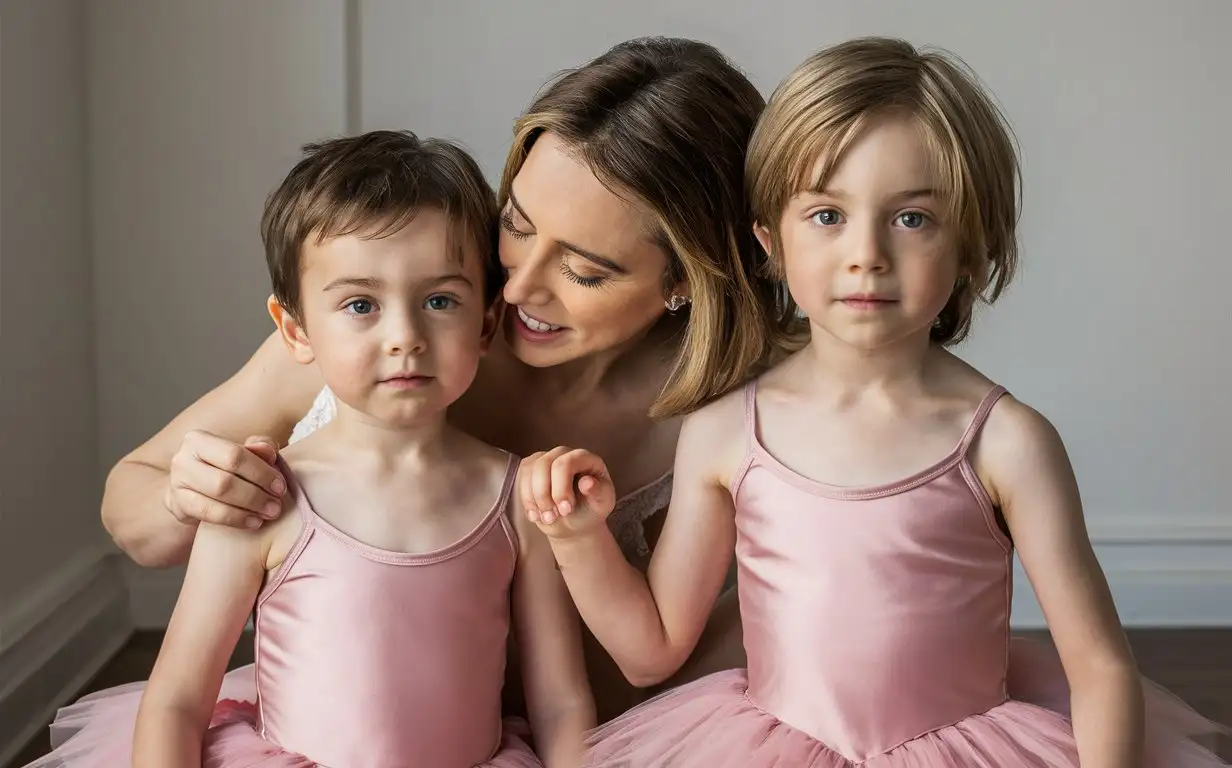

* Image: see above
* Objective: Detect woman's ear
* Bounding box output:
[267,295,315,365]
[753,222,773,257]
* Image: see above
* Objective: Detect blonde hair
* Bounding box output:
[499,37,800,418]
[747,37,1021,345]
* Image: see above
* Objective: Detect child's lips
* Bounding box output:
[379,373,434,389]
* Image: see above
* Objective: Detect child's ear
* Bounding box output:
[478,297,503,355]
[753,222,773,257]
[267,295,315,365]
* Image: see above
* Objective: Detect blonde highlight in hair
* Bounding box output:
[498,37,800,417]
[747,37,1021,345]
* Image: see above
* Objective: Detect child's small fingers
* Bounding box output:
[550,458,579,512]
[530,459,557,515]
[578,475,596,495]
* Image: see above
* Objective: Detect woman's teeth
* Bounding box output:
[518,307,562,332]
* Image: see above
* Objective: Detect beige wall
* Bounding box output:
[85,0,349,626]
[359,0,1232,625]
[0,3,348,752]
[2,0,1229,647]
[89,0,349,479]
[0,0,107,647]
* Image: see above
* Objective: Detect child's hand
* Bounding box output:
[518,447,616,539]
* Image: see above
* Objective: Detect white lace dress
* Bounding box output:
[288,386,672,560]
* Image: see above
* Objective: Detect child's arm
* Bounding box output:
[509,509,596,767]
[519,398,741,687]
[131,520,271,767]
[978,397,1144,768]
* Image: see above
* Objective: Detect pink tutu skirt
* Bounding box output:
[24,665,542,768]
[583,638,1228,767]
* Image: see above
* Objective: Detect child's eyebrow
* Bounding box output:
[804,187,940,201]
[322,274,475,292]
[426,273,474,288]
[322,276,382,291]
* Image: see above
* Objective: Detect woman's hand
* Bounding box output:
[517,447,616,540]
[164,431,286,530]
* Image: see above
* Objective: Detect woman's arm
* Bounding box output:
[978,396,1144,768]
[103,330,322,567]
[131,518,272,767]
[509,510,596,767]
[521,394,743,687]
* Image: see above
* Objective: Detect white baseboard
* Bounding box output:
[121,559,186,630]
[0,552,133,766]
[1012,516,1232,628]
[117,516,1232,629]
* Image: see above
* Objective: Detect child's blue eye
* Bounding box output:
[346,299,374,315]
[812,209,842,226]
[425,294,456,311]
[898,212,927,229]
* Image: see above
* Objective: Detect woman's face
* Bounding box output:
[498,132,676,368]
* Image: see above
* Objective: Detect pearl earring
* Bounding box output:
[665,294,691,312]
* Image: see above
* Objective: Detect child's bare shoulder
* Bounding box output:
[687,381,749,432]
[260,440,320,571]
[931,349,1050,444]
[677,379,756,490]
[935,351,1066,507]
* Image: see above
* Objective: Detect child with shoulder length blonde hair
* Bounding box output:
[521,37,1229,767]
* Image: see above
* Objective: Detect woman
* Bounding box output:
[101,36,799,722]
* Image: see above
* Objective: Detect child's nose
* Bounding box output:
[383,314,427,356]
[846,225,890,273]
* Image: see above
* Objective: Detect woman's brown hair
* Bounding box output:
[499,37,799,417]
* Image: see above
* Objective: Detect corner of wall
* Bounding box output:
[0,552,133,766]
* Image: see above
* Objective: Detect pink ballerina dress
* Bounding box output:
[27,454,542,767]
[582,383,1229,767]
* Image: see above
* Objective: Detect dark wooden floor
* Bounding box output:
[7,629,1230,765]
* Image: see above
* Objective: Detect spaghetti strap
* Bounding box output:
[957,385,1009,454]
[274,454,316,527]
[743,379,759,449]
[497,452,523,556]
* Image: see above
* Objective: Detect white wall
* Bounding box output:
[0,0,105,655]
[359,0,1232,625]
[4,1,1228,685]
[86,0,350,625]
[89,0,350,483]
[1,1,350,755]
[0,0,130,758]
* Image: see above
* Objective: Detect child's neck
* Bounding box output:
[802,326,935,396]
[324,401,456,469]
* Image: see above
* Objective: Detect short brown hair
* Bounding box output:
[499,37,802,418]
[747,37,1021,345]
[262,130,500,317]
